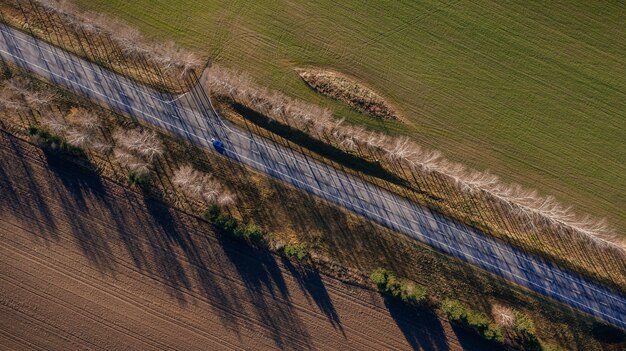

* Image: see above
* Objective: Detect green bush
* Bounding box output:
[223,217,238,232]
[441,299,465,320]
[513,310,536,335]
[370,268,426,304]
[370,268,391,289]
[406,283,427,303]
[284,243,308,261]
[203,205,221,222]
[442,299,503,343]
[511,310,541,350]
[28,126,82,155]
[241,223,263,242]
[203,206,266,245]
[128,171,150,186]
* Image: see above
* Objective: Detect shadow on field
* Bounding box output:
[281,257,344,333]
[0,131,59,237]
[382,296,449,351]
[0,130,517,350]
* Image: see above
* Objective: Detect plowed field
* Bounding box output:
[0,132,494,350]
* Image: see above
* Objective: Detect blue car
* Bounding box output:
[211,138,225,153]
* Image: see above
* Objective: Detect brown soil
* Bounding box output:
[0,132,501,350]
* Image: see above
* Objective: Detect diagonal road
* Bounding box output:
[0,24,624,330]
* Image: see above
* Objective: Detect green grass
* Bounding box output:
[70,0,626,232]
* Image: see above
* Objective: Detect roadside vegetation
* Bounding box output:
[442,299,504,343]
[370,268,426,304]
[0,0,201,91]
[2,0,622,293]
[1,4,624,349]
[1,54,623,351]
[204,65,626,294]
[67,0,626,238]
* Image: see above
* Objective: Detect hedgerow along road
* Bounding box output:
[0,24,624,330]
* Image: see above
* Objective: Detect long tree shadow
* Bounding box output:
[281,257,344,333]
[40,147,117,272]
[0,132,59,237]
[213,226,312,350]
[140,189,194,304]
[449,323,507,351]
[382,297,450,351]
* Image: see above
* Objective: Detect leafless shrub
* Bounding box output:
[111,128,162,178]
[113,148,150,177]
[66,107,101,131]
[114,128,163,162]
[38,112,68,135]
[217,191,235,207]
[64,127,91,148]
[3,77,53,112]
[172,164,235,207]
[90,140,114,154]
[0,83,28,113]
[492,304,515,329]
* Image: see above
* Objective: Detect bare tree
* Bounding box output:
[5,78,53,111]
[113,148,150,177]
[39,111,69,135]
[66,107,101,131]
[114,128,163,162]
[173,164,235,207]
[492,304,515,329]
[64,127,91,148]
[111,128,163,179]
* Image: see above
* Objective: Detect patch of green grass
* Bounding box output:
[71,0,626,231]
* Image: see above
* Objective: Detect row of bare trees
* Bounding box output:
[2,67,237,212]
[6,81,116,156]
[202,65,625,268]
[2,0,201,86]
[1,76,53,117]
[173,165,234,208]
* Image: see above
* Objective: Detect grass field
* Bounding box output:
[71,0,626,233]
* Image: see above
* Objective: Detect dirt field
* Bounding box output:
[0,131,500,350]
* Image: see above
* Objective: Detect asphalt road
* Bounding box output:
[1,24,624,330]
